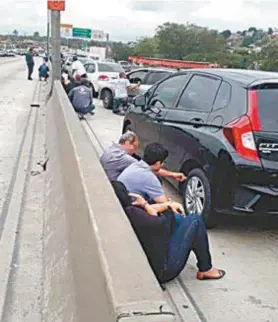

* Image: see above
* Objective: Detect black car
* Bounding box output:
[122,69,278,227]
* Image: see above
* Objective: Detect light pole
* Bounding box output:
[47,9,50,56]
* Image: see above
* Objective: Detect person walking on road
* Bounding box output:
[111,72,140,115]
[25,48,34,80]
[112,181,225,283]
[100,131,186,182]
[71,56,87,79]
[68,78,95,119]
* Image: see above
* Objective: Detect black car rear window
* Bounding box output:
[256,89,278,132]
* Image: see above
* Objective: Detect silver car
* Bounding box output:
[99,68,174,109]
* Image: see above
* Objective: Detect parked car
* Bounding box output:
[118,60,132,72]
[122,69,278,227]
[83,61,124,97]
[99,68,173,109]
[63,56,90,75]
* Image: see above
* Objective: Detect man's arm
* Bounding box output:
[156,168,186,182]
[68,88,74,102]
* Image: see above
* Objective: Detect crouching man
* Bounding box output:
[68,78,95,119]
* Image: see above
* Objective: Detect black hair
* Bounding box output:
[111,181,132,208]
[143,143,168,166]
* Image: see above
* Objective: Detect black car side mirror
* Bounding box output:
[133,95,146,108]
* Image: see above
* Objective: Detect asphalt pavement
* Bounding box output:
[0,57,46,321]
[83,99,278,322]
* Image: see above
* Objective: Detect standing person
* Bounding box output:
[71,56,87,79]
[112,72,140,115]
[68,78,95,119]
[25,48,34,80]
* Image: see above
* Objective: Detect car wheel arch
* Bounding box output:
[123,120,132,134]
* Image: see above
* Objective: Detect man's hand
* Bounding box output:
[171,172,186,182]
[168,201,184,215]
[129,193,147,207]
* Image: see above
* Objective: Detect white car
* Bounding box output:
[83,61,124,97]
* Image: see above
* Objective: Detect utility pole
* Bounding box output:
[51,10,61,80]
[105,33,110,58]
[46,10,50,56]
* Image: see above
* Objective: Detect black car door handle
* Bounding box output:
[190,118,204,128]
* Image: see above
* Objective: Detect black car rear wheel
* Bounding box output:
[102,90,113,109]
[182,168,217,228]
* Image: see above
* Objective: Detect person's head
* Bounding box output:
[73,55,78,61]
[29,47,33,53]
[75,74,81,82]
[44,56,49,63]
[118,131,139,155]
[119,72,126,79]
[143,143,168,172]
[111,181,132,208]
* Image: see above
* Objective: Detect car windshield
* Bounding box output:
[98,63,123,72]
[120,61,129,66]
[79,58,88,64]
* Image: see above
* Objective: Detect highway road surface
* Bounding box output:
[83,99,278,322]
[0,57,45,321]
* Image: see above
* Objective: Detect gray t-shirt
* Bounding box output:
[68,85,93,110]
[118,160,164,202]
[100,142,137,181]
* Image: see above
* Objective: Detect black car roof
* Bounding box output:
[187,68,278,86]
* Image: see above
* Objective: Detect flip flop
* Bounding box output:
[197,269,226,281]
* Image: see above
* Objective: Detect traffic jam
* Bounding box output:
[62,53,278,229]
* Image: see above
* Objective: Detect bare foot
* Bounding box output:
[196,267,226,280]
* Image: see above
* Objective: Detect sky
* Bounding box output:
[1,0,278,41]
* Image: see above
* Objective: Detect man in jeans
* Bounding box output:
[68,78,95,119]
[25,48,34,80]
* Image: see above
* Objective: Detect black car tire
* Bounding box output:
[181,168,217,229]
[102,90,113,109]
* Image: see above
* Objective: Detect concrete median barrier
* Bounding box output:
[44,80,176,321]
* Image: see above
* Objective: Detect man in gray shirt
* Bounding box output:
[100,131,139,181]
[100,131,186,183]
[68,78,95,117]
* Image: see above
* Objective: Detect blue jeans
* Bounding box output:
[74,105,95,115]
[159,214,212,283]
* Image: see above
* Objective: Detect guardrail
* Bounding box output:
[44,80,176,321]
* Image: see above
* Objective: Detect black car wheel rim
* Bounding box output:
[185,176,205,215]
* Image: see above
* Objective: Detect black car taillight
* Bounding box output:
[223,90,261,163]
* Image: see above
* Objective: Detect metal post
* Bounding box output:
[51,10,61,80]
[46,10,50,56]
[105,33,110,58]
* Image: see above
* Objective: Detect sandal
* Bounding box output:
[197,269,226,280]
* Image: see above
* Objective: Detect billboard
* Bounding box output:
[91,30,106,41]
[60,24,73,38]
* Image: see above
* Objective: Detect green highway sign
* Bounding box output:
[72,28,92,39]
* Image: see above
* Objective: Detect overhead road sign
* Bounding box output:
[48,0,65,11]
[61,24,73,38]
[72,28,92,39]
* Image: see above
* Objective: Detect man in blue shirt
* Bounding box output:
[118,143,171,203]
[68,78,95,119]
[25,48,34,80]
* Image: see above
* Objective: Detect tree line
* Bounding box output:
[111,23,278,71]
